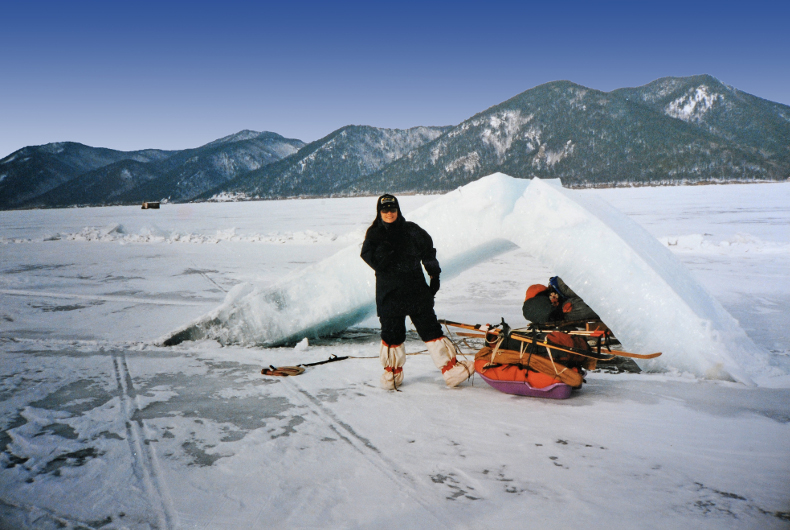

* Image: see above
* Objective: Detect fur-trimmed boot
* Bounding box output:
[426,337,474,387]
[380,341,406,390]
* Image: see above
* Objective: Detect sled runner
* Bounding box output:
[440,319,661,360]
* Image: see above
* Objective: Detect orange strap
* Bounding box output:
[384,366,403,374]
[441,357,457,374]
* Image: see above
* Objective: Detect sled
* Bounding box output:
[441,318,661,400]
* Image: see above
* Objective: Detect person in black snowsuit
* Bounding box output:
[360,195,442,345]
[360,194,474,389]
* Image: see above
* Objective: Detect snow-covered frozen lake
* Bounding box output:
[1,182,789,528]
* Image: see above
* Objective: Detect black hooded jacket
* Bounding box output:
[361,212,441,317]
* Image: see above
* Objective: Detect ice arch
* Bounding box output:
[162,173,769,385]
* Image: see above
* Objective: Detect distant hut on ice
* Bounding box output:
[141,202,160,209]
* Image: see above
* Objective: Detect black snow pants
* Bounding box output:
[380,307,443,346]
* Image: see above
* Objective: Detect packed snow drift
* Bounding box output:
[163,173,772,385]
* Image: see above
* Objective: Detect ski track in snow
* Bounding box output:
[111,350,177,529]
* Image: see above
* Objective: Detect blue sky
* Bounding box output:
[2,0,788,158]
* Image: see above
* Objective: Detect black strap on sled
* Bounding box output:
[517,326,540,373]
[593,330,613,357]
[525,328,539,372]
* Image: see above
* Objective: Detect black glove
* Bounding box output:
[429,276,440,296]
[374,241,395,266]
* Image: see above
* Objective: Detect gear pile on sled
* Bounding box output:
[443,318,660,399]
[440,277,661,399]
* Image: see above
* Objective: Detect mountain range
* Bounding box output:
[1,74,788,209]
[198,125,452,200]
[354,75,790,192]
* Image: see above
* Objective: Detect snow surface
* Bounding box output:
[1,182,789,528]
